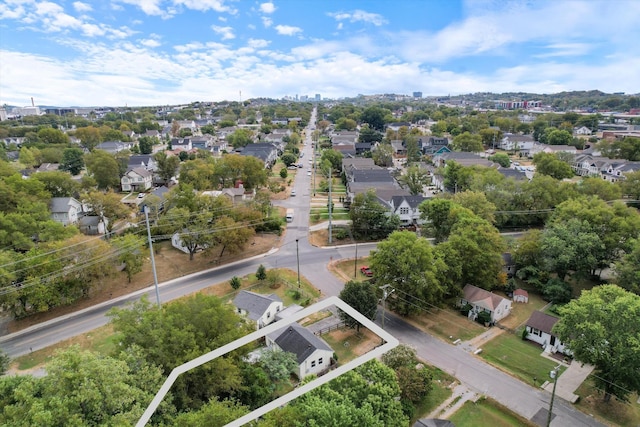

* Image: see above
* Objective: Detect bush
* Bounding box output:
[476,310,492,325]
[334,228,349,240]
[280,168,288,179]
[255,217,283,235]
[256,264,267,281]
[521,327,529,340]
[460,303,473,317]
[229,276,241,290]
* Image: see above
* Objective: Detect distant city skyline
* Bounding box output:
[1,0,639,107]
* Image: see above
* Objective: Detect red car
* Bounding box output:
[360,266,373,277]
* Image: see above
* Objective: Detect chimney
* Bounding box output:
[31,97,35,107]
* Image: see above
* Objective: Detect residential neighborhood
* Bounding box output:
[1,91,639,427]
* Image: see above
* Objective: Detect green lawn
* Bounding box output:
[412,368,456,423]
[449,397,537,427]
[574,375,640,427]
[480,333,565,386]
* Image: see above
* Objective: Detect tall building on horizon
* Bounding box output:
[413,91,423,98]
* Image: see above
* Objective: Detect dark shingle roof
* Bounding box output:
[526,311,559,335]
[233,290,281,321]
[271,323,333,364]
[391,195,427,210]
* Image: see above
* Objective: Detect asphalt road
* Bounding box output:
[0,108,604,426]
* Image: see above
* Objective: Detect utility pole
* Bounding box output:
[296,238,300,288]
[379,284,394,335]
[354,241,358,278]
[144,206,161,307]
[546,365,561,427]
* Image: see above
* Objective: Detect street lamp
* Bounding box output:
[144,206,161,307]
[296,238,300,288]
[546,365,561,427]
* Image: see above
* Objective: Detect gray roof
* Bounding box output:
[391,195,427,210]
[351,169,395,183]
[497,167,528,180]
[233,290,282,321]
[413,420,456,427]
[50,197,80,213]
[128,167,152,178]
[270,323,333,364]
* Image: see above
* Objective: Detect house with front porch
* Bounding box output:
[390,195,427,227]
[525,311,568,355]
[458,284,512,323]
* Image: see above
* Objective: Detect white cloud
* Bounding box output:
[275,24,301,36]
[211,25,235,40]
[536,43,592,58]
[174,0,237,14]
[261,16,272,28]
[259,2,276,14]
[140,38,162,48]
[247,38,270,49]
[0,1,25,20]
[328,9,387,26]
[73,2,92,13]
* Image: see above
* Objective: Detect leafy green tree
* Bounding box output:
[382,344,432,403]
[137,136,154,154]
[85,149,121,189]
[545,128,573,145]
[419,198,474,243]
[211,216,255,258]
[370,231,444,315]
[335,117,357,131]
[320,149,343,172]
[597,136,640,161]
[229,275,241,290]
[452,131,483,152]
[256,264,267,281]
[338,281,378,332]
[111,234,145,283]
[437,215,506,291]
[281,152,297,167]
[0,346,164,426]
[451,190,496,224]
[442,160,473,192]
[259,349,298,382]
[488,152,511,167]
[358,124,383,143]
[108,294,250,411]
[0,349,9,375]
[577,177,622,201]
[227,128,254,148]
[360,106,387,131]
[18,147,36,168]
[37,127,69,144]
[554,285,640,402]
[60,147,85,175]
[479,127,503,147]
[172,398,249,427]
[74,126,102,151]
[372,143,393,167]
[532,152,574,180]
[397,165,430,195]
[540,219,603,280]
[350,189,400,240]
[32,170,80,197]
[279,168,288,179]
[621,170,640,200]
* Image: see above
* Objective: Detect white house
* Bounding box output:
[573,126,592,136]
[266,323,334,379]
[525,311,568,355]
[50,197,83,226]
[390,195,427,226]
[459,284,512,323]
[233,290,283,330]
[498,134,535,152]
[121,167,153,192]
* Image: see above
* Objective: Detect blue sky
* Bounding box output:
[1,0,639,107]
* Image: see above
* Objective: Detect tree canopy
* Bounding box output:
[554,285,640,402]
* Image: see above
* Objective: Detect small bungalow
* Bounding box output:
[459,284,512,323]
[78,215,108,235]
[525,311,567,355]
[266,323,334,379]
[233,290,283,330]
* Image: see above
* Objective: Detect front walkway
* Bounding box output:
[542,362,594,403]
[427,383,479,419]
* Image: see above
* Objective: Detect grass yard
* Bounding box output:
[412,368,457,423]
[322,327,380,365]
[479,333,565,386]
[408,307,487,342]
[11,324,121,371]
[574,375,640,427]
[499,291,549,330]
[449,397,537,427]
[332,258,373,282]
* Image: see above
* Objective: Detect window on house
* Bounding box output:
[318,358,323,365]
[311,361,316,367]
[400,207,409,215]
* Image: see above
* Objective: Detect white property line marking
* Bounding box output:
[136,296,399,426]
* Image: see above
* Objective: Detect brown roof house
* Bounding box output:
[525,311,568,355]
[458,284,512,324]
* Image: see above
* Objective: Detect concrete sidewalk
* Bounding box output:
[427,383,479,419]
[543,362,594,403]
